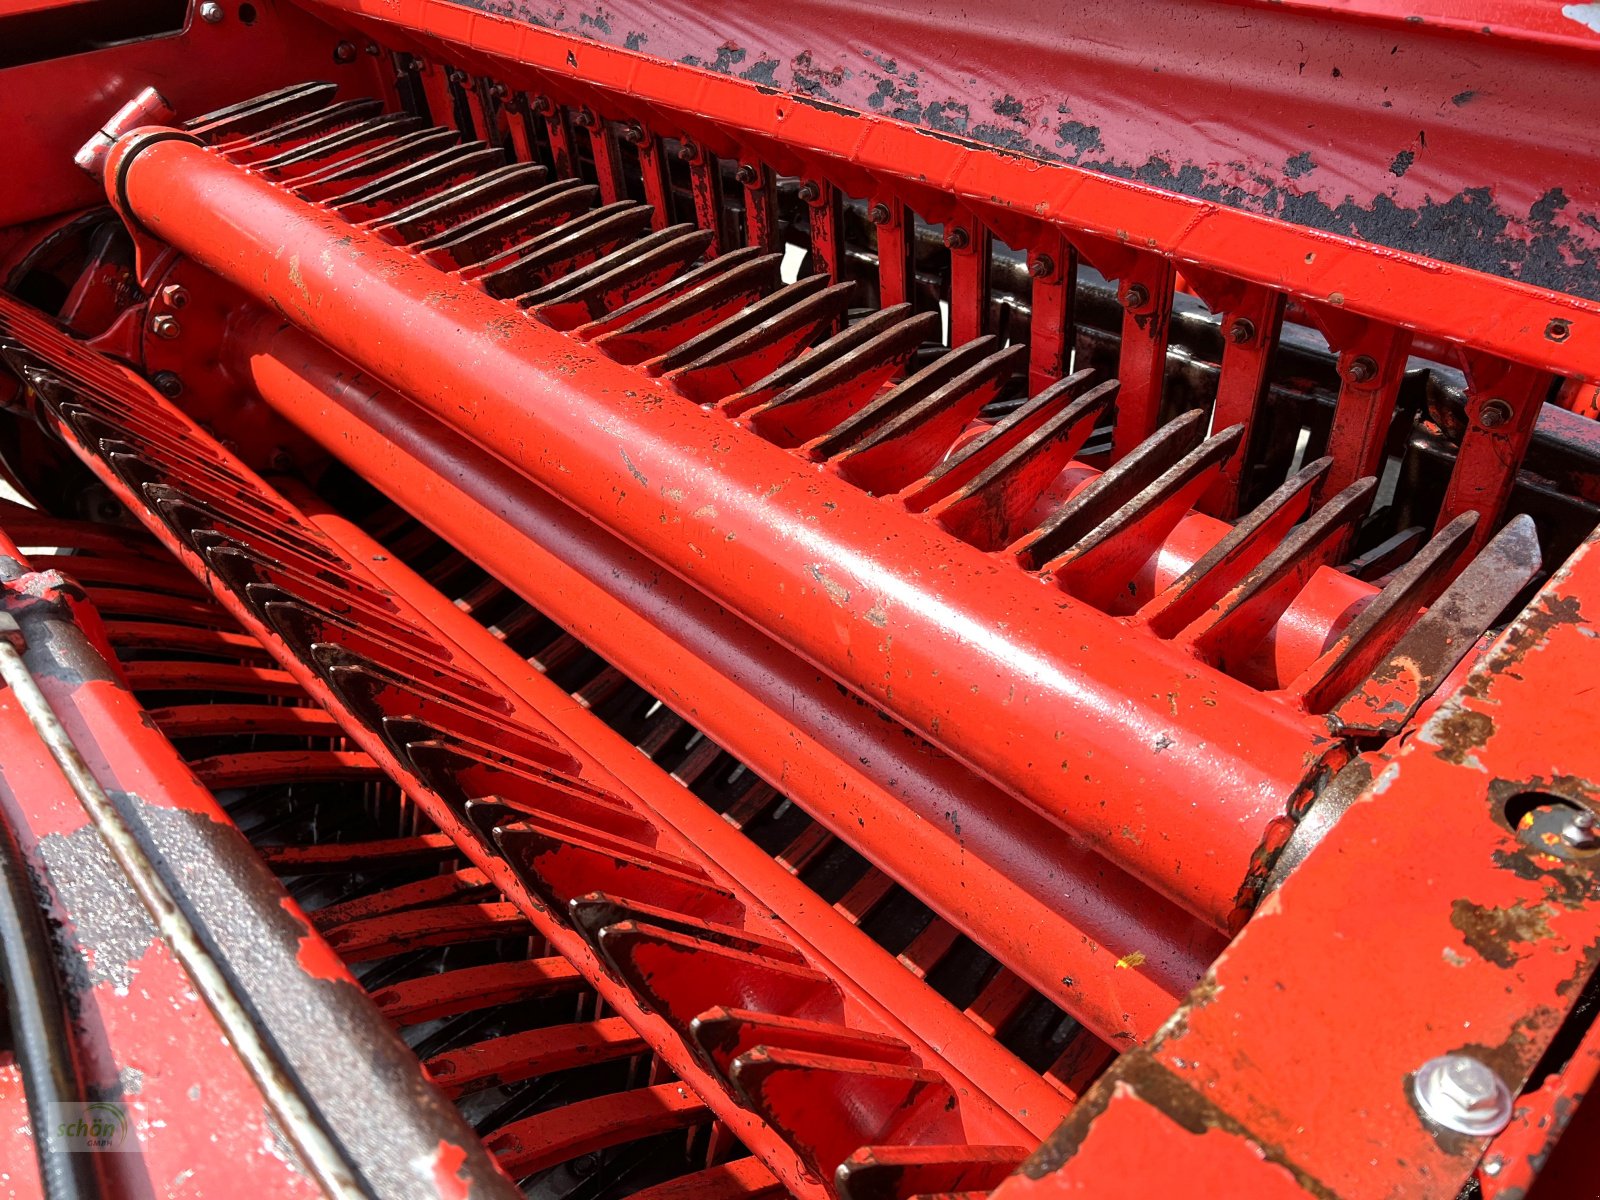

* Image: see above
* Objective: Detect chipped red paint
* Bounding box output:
[994,530,1600,1197]
[280,896,359,983]
[432,1140,474,1200]
[423,0,1600,302]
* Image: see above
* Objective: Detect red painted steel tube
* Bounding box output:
[237,313,1224,1042]
[110,131,1337,926]
[281,484,1070,1142]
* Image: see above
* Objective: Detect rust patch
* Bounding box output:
[1450,898,1558,968]
[1430,708,1496,766]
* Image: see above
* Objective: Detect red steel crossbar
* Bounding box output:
[106,128,1340,929]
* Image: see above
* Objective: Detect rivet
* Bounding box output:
[1412,1055,1513,1137]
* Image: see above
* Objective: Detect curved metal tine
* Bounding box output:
[473,203,653,297]
[426,183,599,273]
[586,250,782,362]
[1328,514,1541,736]
[254,112,423,177]
[1142,457,1331,638]
[524,227,714,328]
[226,98,386,164]
[188,80,337,140]
[293,128,462,200]
[926,379,1118,553]
[1048,425,1245,610]
[665,283,857,404]
[1180,477,1378,667]
[733,304,932,425]
[372,162,551,243]
[829,342,1027,491]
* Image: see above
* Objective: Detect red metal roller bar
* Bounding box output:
[109,129,1338,927]
[235,311,1222,1044]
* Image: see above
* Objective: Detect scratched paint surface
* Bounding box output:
[450,0,1600,300]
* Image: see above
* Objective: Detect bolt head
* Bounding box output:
[1413,1055,1512,1136]
[159,283,189,310]
[198,1,224,22]
[1478,398,1513,430]
[149,314,181,340]
[1562,808,1598,850]
[1345,354,1379,385]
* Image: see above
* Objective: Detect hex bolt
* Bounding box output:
[1122,283,1150,311]
[797,181,821,204]
[1478,398,1514,430]
[944,227,970,251]
[1345,354,1379,384]
[333,41,356,64]
[449,70,468,85]
[1561,809,1599,850]
[198,1,224,22]
[1029,254,1055,280]
[1226,317,1256,346]
[619,122,645,145]
[151,371,183,398]
[573,110,595,128]
[734,164,758,186]
[867,202,891,226]
[1413,1054,1513,1136]
[530,95,553,115]
[1546,317,1572,343]
[677,141,700,163]
[159,283,189,310]
[488,83,508,100]
[149,314,181,340]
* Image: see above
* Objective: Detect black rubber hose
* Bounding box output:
[0,812,99,1200]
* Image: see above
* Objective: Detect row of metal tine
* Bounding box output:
[176,80,1547,738]
[0,295,1048,1198]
